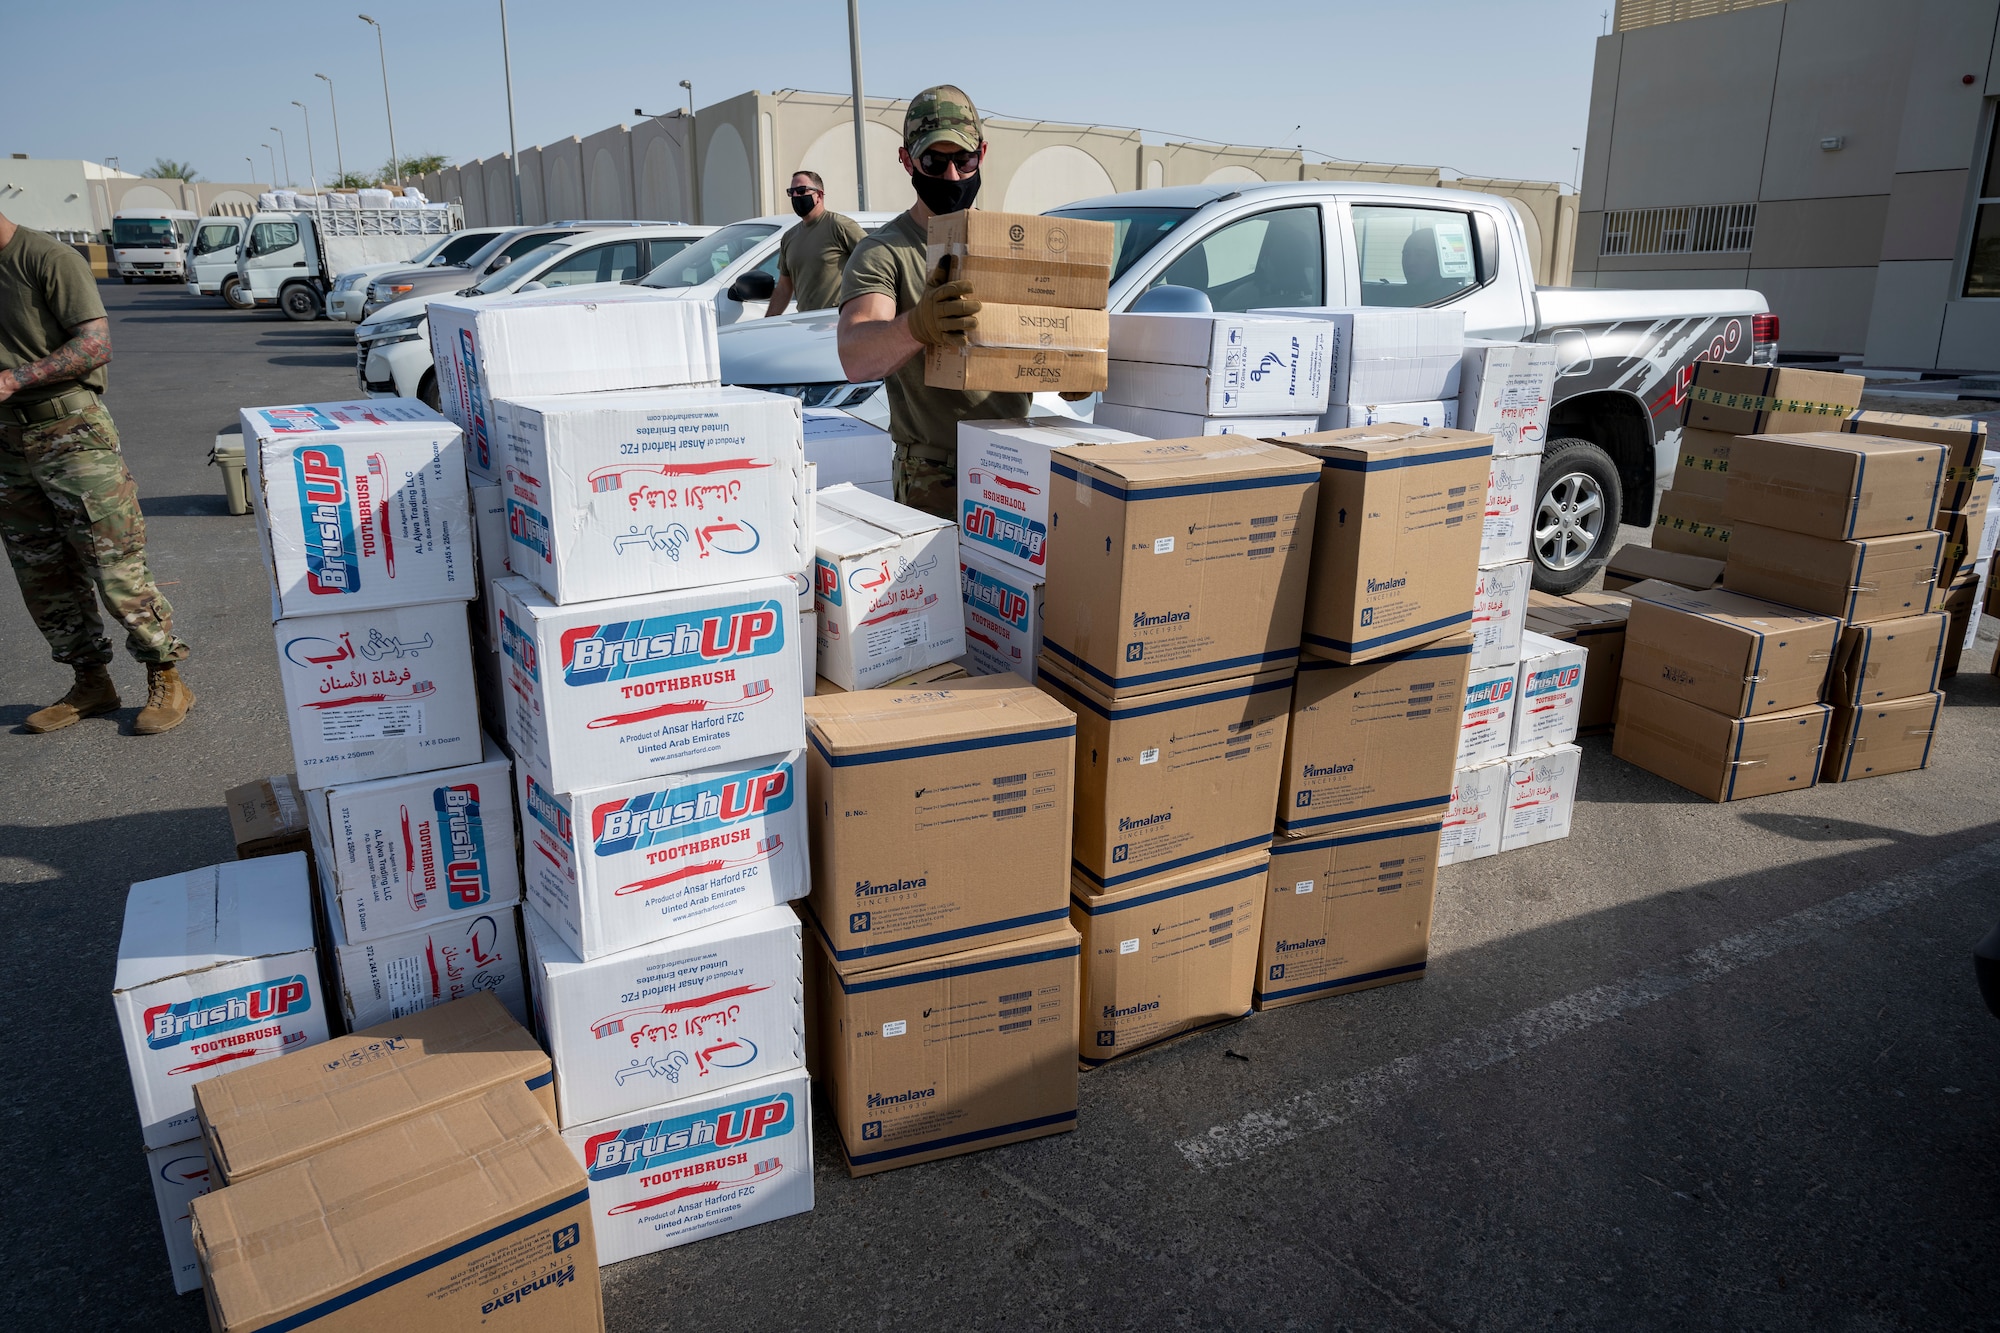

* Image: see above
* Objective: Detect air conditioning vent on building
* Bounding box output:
[1600,204,1756,257]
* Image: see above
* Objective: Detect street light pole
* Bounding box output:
[270,127,291,187]
[246,155,256,183]
[315,73,345,183]
[263,144,278,186]
[359,15,401,188]
[291,101,319,193]
[846,0,868,210]
[499,0,523,225]
[679,79,698,223]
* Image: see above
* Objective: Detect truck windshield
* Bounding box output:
[247,222,300,257]
[1043,206,1197,281]
[114,219,179,248]
[193,224,238,256]
[641,223,780,290]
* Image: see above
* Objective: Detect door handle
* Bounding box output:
[293,262,307,267]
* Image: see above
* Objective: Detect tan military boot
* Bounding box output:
[25,665,121,733]
[134,663,195,735]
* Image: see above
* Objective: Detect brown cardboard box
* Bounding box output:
[192,1082,601,1331]
[1620,580,1838,716]
[1038,658,1290,890]
[805,678,1075,966]
[809,924,1079,1176]
[1724,432,1945,540]
[1526,589,1574,613]
[1654,487,1732,561]
[1071,851,1266,1065]
[1277,633,1470,837]
[1827,612,1949,706]
[814,660,968,696]
[1602,544,1724,592]
[1041,436,1319,696]
[1941,572,1980,677]
[925,210,1117,309]
[1283,425,1490,664]
[1841,411,1989,514]
[1612,683,1830,802]
[1674,427,1736,502]
[225,774,311,859]
[1681,362,1864,435]
[925,344,1108,394]
[1525,596,1630,732]
[1254,817,1442,1010]
[196,993,553,1187]
[1822,692,1943,782]
[963,303,1110,351]
[1724,521,1942,623]
[1936,474,1992,587]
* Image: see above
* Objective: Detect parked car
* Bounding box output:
[184,216,247,305]
[354,225,711,407]
[626,213,896,327]
[326,226,513,322]
[360,221,670,319]
[716,182,1773,591]
[236,204,463,320]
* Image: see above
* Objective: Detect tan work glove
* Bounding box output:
[1058,391,1095,402]
[908,264,981,347]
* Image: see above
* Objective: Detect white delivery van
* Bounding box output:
[184,216,247,304]
[236,202,462,321]
[112,209,199,283]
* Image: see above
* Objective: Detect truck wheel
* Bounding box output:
[219,275,245,309]
[121,275,133,285]
[418,371,442,412]
[280,283,321,322]
[1532,437,1623,595]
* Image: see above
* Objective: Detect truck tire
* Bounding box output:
[280,283,321,322]
[219,274,244,309]
[121,275,133,285]
[1532,438,1623,595]
[418,370,442,413]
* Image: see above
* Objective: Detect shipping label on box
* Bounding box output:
[519,749,807,961]
[1682,361,1864,435]
[1620,579,1839,716]
[306,738,518,942]
[961,551,1045,680]
[1499,743,1581,851]
[524,905,802,1129]
[1106,312,1333,415]
[330,906,528,1032]
[274,602,482,788]
[1071,852,1266,1065]
[1254,818,1442,1010]
[1439,761,1507,866]
[1827,612,1948,706]
[1470,561,1531,669]
[224,773,311,860]
[243,399,473,617]
[1724,432,1945,541]
[1255,307,1465,406]
[148,1141,212,1294]
[497,573,804,792]
[494,386,807,605]
[814,484,966,689]
[1823,691,1943,782]
[1457,341,1555,456]
[1319,401,1457,431]
[1724,522,1941,623]
[1614,684,1830,802]
[1091,402,1321,440]
[804,408,894,489]
[566,1070,813,1265]
[113,855,327,1150]
[1511,630,1587,753]
[1481,454,1538,567]
[958,419,1146,575]
[1457,661,1517,767]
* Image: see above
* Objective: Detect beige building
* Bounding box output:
[0,157,265,241]
[1575,0,2000,369]
[418,90,1578,286]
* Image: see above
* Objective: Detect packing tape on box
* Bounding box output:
[1657,515,1730,541]
[1688,386,1853,416]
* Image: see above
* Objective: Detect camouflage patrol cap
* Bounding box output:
[904,85,983,155]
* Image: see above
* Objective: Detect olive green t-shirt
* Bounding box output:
[838,210,1030,459]
[778,210,863,313]
[0,225,109,404]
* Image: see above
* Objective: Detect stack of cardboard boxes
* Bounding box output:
[813,483,968,690]
[923,211,1115,395]
[1097,309,1334,437]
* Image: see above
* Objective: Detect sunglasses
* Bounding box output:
[785,185,821,198]
[915,145,983,177]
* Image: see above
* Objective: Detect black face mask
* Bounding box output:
[789,192,816,218]
[911,168,980,216]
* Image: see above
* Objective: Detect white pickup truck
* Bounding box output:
[235,205,462,321]
[716,181,1775,591]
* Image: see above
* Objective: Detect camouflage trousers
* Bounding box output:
[0,403,188,667]
[892,442,957,522]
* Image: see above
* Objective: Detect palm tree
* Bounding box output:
[142,158,201,181]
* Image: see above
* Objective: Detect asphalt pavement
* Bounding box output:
[3,281,1997,1330]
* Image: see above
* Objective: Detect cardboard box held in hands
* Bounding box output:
[924,209,1115,307]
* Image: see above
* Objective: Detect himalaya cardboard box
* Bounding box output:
[804,679,1074,965]
[1071,851,1266,1066]
[1827,612,1949,706]
[147,1141,212,1293]
[495,573,803,792]
[195,993,553,1187]
[1682,362,1864,436]
[814,484,966,690]
[958,418,1146,575]
[523,905,802,1129]
[113,855,327,1150]
[1038,659,1290,890]
[1255,307,1465,405]
[327,904,528,1033]
[1655,487,1731,561]
[1675,428,1735,502]
[925,209,1115,308]
[519,750,806,961]
[1724,522,1942,623]
[273,601,482,788]
[1511,630,1588,753]
[470,477,509,644]
[1439,760,1507,866]
[1287,425,1489,665]
[1613,684,1830,802]
[1279,634,1470,837]
[1457,340,1556,456]
[224,773,311,861]
[810,924,1080,1176]
[494,386,808,605]
[192,1082,602,1331]
[1457,659,1517,767]
[1041,436,1319,695]
[1104,312,1333,417]
[961,549,1045,680]
[1091,403,1321,440]
[1254,818,1442,1010]
[1481,454,1538,566]
[303,737,519,942]
[803,407,893,490]
[243,399,473,618]
[1319,400,1456,431]
[1822,692,1944,782]
[1602,544,1724,592]
[1620,580,1838,716]
[564,1069,813,1265]
[1841,410,1988,513]
[1724,432,1945,540]
[1470,561,1531,669]
[1525,590,1628,732]
[429,289,719,480]
[1498,743,1581,852]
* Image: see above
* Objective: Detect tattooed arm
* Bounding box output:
[0,318,111,404]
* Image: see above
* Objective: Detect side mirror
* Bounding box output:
[517,280,546,292]
[1130,284,1214,315]
[728,270,777,303]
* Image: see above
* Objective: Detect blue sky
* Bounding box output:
[3,0,1611,188]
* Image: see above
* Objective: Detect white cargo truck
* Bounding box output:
[183,216,248,305]
[236,204,461,321]
[112,209,198,283]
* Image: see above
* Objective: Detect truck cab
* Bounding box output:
[184,216,247,304]
[237,205,461,320]
[112,209,198,283]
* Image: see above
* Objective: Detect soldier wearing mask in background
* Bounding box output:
[766,170,863,317]
[836,85,1027,520]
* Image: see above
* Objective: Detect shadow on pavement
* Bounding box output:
[138,493,233,518]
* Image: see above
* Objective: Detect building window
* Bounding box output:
[1601,204,1756,257]
[1962,112,2000,298]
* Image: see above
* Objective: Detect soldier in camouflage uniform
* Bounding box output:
[836,85,1030,520]
[0,210,194,734]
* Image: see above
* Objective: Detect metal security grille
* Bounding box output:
[1600,204,1756,256]
[1614,0,1782,31]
